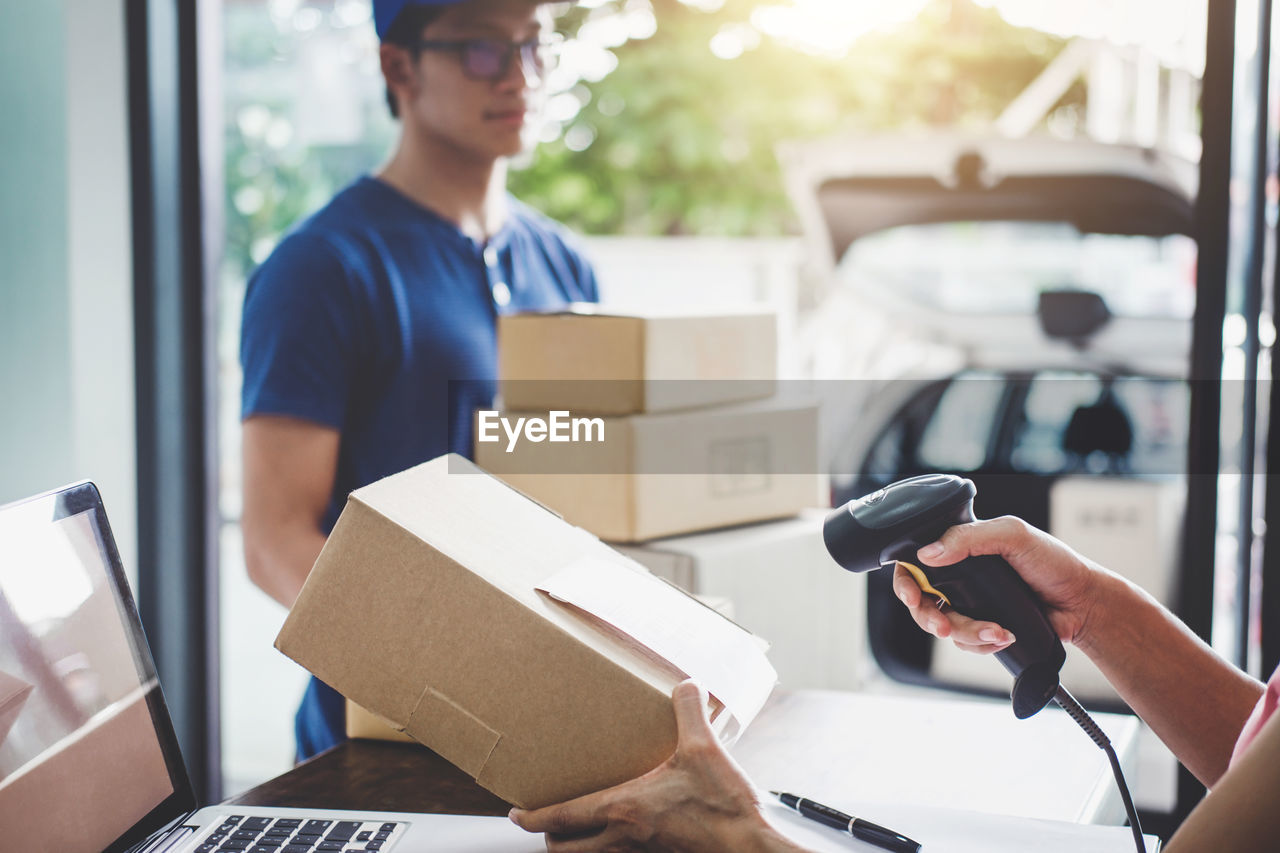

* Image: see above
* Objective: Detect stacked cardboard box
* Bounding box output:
[469,307,857,691]
[341,309,823,750]
[341,309,840,750]
[475,307,826,542]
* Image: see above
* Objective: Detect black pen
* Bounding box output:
[771,791,921,853]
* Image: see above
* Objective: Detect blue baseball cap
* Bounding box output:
[374,0,567,40]
[374,0,464,41]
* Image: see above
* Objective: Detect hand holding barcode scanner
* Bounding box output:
[824,475,1146,853]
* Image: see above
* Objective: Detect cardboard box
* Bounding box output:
[344,596,737,744]
[346,700,417,744]
[474,399,825,542]
[277,455,776,808]
[615,511,868,691]
[498,307,777,415]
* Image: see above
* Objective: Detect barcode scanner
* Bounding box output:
[823,474,1064,718]
[824,474,1146,853]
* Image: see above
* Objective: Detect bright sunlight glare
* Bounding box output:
[742,0,1205,68]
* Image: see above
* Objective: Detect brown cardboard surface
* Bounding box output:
[343,599,733,745]
[498,309,777,414]
[277,454,775,808]
[475,400,825,542]
[0,685,173,853]
[346,699,416,743]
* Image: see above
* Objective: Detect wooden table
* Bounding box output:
[231,689,1140,827]
[229,739,509,815]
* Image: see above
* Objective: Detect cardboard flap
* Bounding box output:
[345,698,417,744]
[404,684,502,780]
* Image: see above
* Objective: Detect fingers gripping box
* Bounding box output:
[275,454,777,809]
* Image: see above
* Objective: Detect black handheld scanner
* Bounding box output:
[824,475,1066,718]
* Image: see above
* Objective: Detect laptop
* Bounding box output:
[0,482,544,853]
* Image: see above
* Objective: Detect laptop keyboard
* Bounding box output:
[193,816,405,853]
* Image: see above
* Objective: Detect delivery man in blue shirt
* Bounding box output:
[239,0,597,760]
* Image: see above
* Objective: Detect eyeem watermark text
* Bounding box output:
[477,410,605,453]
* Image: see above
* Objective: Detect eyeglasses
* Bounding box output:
[412,36,561,83]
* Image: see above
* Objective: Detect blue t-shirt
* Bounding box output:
[240,176,598,758]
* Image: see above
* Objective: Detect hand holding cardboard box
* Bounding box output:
[277,455,776,808]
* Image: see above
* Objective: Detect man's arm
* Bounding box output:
[241,415,340,609]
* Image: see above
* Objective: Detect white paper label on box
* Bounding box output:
[537,558,777,732]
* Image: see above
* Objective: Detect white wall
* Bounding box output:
[1,0,72,504]
[0,0,136,579]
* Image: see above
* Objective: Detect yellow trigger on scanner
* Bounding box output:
[896,561,952,609]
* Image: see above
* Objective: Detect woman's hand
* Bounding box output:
[893,516,1105,654]
[509,681,806,853]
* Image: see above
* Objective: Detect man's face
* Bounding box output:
[399,0,549,161]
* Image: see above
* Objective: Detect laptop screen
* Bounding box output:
[0,483,194,852]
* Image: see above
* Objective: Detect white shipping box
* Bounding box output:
[614,511,868,691]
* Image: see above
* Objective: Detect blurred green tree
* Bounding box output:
[510,0,1078,235]
[222,0,1080,284]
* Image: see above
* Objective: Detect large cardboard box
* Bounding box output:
[474,399,825,542]
[614,511,868,691]
[345,596,737,744]
[277,455,776,808]
[498,307,777,415]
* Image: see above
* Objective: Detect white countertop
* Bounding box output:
[731,687,1142,826]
